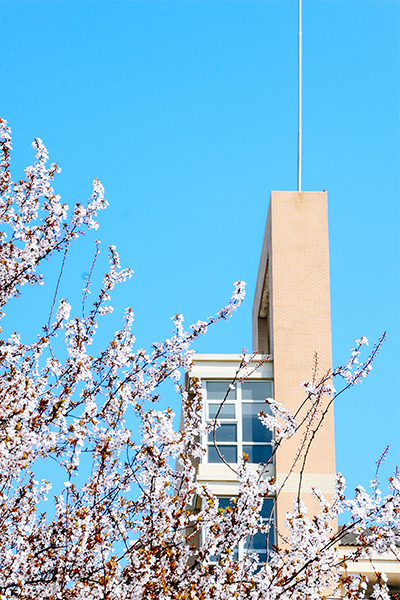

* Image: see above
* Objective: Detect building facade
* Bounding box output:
[183,190,399,592]
[186,191,336,526]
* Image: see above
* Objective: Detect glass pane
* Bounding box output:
[217,497,235,511]
[208,424,237,442]
[244,532,271,562]
[208,403,235,419]
[245,531,267,552]
[206,381,236,401]
[208,444,237,463]
[243,444,272,464]
[210,547,239,562]
[242,404,272,443]
[260,498,274,520]
[242,381,273,401]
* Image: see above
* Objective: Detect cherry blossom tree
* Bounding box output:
[0,118,398,600]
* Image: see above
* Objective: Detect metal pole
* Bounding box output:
[298,0,302,192]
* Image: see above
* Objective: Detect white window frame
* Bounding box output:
[203,495,276,565]
[202,379,274,466]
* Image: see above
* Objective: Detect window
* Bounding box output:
[209,496,275,564]
[243,497,275,563]
[205,380,273,465]
[209,497,239,562]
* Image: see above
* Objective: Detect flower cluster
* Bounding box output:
[335,335,382,386]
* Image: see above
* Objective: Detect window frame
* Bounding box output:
[205,495,276,565]
[203,379,274,466]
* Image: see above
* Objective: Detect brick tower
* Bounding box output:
[252,190,336,533]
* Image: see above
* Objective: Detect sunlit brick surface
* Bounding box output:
[253,191,335,533]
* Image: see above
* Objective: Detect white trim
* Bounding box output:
[189,354,273,380]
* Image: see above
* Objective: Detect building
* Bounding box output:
[183,190,399,591]
[186,190,334,527]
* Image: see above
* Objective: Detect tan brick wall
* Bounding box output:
[253,191,336,533]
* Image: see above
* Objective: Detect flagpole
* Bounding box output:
[298,0,302,192]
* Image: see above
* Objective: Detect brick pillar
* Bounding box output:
[252,191,336,535]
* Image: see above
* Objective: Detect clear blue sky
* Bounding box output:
[1,1,399,497]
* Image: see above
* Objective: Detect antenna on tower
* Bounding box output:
[298,0,302,192]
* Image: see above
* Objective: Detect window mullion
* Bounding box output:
[202,380,207,464]
[237,382,242,463]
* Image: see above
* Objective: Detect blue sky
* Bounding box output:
[1,1,399,498]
